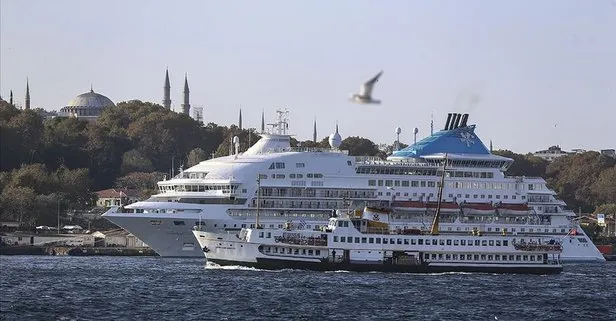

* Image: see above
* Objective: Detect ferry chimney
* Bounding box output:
[444,113,453,130]
[460,113,469,127]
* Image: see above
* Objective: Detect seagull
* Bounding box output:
[349,70,383,104]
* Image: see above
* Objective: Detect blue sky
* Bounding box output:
[1,0,615,153]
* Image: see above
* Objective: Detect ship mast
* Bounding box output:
[430,154,448,235]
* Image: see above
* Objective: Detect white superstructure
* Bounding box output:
[103,111,605,261]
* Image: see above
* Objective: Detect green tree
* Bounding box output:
[187,148,208,167]
[0,186,37,224]
[340,136,379,156]
[121,149,154,174]
[492,150,548,177]
[591,166,616,205]
[115,171,165,198]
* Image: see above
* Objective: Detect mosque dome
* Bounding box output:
[60,88,114,119]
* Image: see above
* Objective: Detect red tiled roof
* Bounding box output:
[95,188,140,198]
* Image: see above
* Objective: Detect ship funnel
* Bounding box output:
[448,113,458,130]
[453,113,462,129]
[460,113,469,127]
[444,113,453,130]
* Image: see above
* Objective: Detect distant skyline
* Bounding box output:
[1,0,615,153]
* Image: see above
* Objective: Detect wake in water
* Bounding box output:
[204,262,302,273]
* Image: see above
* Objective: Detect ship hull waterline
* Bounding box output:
[207,257,563,275]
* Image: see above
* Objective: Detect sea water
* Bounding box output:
[1,256,614,321]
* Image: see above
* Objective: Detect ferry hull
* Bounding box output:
[208,258,563,275]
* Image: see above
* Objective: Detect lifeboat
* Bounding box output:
[426,201,460,213]
[496,203,531,215]
[461,202,495,215]
[391,201,427,212]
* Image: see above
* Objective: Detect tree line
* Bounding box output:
[0,99,614,227]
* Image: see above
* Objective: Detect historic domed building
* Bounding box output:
[59,87,115,120]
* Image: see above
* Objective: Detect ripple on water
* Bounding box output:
[1,257,615,321]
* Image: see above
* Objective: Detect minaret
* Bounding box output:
[9,90,13,106]
[489,140,493,152]
[261,110,265,133]
[313,118,317,142]
[163,68,171,110]
[25,79,30,110]
[181,73,190,115]
[238,108,243,129]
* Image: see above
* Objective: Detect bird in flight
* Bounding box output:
[349,70,383,104]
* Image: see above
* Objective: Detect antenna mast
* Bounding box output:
[256,176,262,229]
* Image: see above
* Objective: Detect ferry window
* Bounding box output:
[274,247,278,253]
[530,255,535,261]
[267,232,271,238]
[378,180,383,186]
[269,163,275,169]
[376,238,381,244]
[296,163,305,168]
[316,250,321,255]
[369,180,376,186]
[404,239,409,245]
[432,240,437,245]
[453,240,459,246]
[446,240,452,246]
[496,240,501,246]
[173,221,185,226]
[460,240,466,246]
[438,254,443,260]
[402,181,409,187]
[432,254,437,260]
[398,239,403,244]
[394,180,400,187]
[355,237,360,243]
[488,255,493,260]
[481,254,486,260]
[333,236,338,242]
[361,237,367,243]
[385,180,392,187]
[294,249,299,255]
[369,238,374,244]
[259,232,264,238]
[516,255,521,261]
[390,238,395,244]
[418,239,423,245]
[288,248,292,254]
[439,240,445,246]
[411,239,416,245]
[445,254,451,260]
[308,250,313,255]
[523,255,528,261]
[469,254,474,260]
[347,161,352,166]
[475,240,480,246]
[481,240,487,246]
[488,240,494,246]
[347,237,352,243]
[381,238,388,244]
[340,237,346,242]
[302,249,306,255]
[290,174,296,178]
[460,255,465,261]
[411,181,418,187]
[425,253,430,260]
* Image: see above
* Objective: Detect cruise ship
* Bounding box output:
[103,110,605,261]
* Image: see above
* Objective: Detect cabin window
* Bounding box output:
[516,255,521,261]
[259,232,264,238]
[474,255,480,261]
[432,254,437,260]
[266,232,271,238]
[383,238,388,244]
[439,240,445,246]
[481,240,487,246]
[376,238,381,244]
[481,255,486,260]
[333,236,338,242]
[340,237,346,242]
[347,237,352,243]
[411,239,416,245]
[424,253,430,260]
[495,240,501,246]
[446,240,452,246]
[390,238,395,244]
[460,255,465,261]
[460,240,466,246]
[302,249,306,255]
[396,239,402,244]
[361,237,367,243]
[445,254,451,260]
[404,239,409,245]
[488,240,494,246]
[488,255,493,260]
[467,254,473,260]
[369,238,374,244]
[432,240,438,245]
[418,239,423,245]
[308,250,313,255]
[503,240,509,246]
[523,255,529,261]
[475,240,480,246]
[495,255,500,261]
[294,249,299,255]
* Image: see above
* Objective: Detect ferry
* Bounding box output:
[103,110,605,261]
[192,206,563,274]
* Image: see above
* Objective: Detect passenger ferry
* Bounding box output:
[192,206,563,274]
[103,110,604,261]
